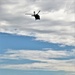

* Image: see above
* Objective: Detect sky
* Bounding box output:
[0,0,75,75]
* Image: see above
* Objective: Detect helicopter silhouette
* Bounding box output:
[25,10,40,20]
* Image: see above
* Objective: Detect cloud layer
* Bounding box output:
[0,49,75,72]
[0,0,75,46]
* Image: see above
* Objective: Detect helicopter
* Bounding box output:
[25,10,41,20]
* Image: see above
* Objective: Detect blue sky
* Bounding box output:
[0,69,74,75]
[0,0,75,75]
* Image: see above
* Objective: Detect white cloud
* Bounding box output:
[0,61,75,72]
[0,49,75,72]
[0,0,75,46]
[0,49,75,60]
[42,9,75,22]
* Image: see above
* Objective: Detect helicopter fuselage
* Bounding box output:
[32,14,40,20]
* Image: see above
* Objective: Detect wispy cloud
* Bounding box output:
[0,61,75,71]
[0,49,75,60]
[0,49,75,71]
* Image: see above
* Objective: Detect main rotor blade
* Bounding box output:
[25,13,32,15]
[37,10,41,14]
